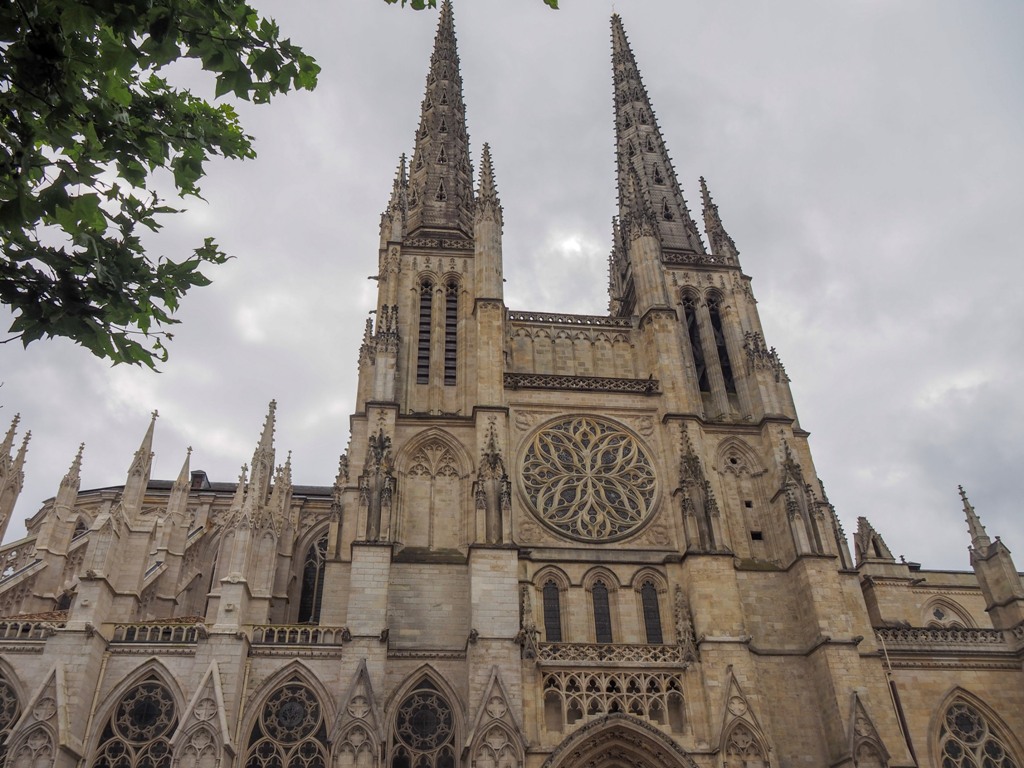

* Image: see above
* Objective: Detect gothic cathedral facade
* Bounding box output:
[0,5,1022,767]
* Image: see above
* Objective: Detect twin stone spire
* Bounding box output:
[382,3,738,263]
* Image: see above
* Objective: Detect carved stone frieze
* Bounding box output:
[504,373,659,395]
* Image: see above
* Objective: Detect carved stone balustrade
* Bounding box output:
[874,627,1007,648]
[507,311,633,329]
[250,624,351,646]
[537,642,686,667]
[0,618,65,641]
[112,622,203,644]
[504,373,659,395]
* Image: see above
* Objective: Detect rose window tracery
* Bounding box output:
[0,675,21,767]
[94,678,177,768]
[391,681,456,768]
[521,417,658,541]
[246,682,328,768]
[938,700,1019,768]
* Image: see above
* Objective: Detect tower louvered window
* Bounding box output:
[417,280,433,384]
[707,295,736,394]
[543,580,562,642]
[444,280,458,385]
[592,581,613,643]
[682,295,710,393]
[640,580,663,644]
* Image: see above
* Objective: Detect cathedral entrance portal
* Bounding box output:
[541,714,699,768]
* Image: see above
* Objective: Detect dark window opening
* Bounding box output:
[417,281,433,384]
[298,534,328,623]
[683,296,710,393]
[542,580,562,642]
[707,296,736,394]
[444,281,458,385]
[640,580,663,644]
[750,531,764,541]
[744,500,753,509]
[592,581,613,644]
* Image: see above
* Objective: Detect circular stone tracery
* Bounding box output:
[521,416,657,542]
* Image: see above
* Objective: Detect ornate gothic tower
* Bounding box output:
[0,7,1020,768]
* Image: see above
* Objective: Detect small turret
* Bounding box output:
[959,485,1024,629]
[0,420,29,545]
[700,176,740,263]
[117,411,157,525]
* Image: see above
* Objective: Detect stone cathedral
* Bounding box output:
[1,5,1023,768]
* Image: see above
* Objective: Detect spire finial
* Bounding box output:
[959,485,992,551]
[59,443,85,494]
[700,176,740,262]
[611,13,705,254]
[405,0,475,236]
[1,414,20,461]
[477,142,499,203]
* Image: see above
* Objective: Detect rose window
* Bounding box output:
[94,678,177,768]
[391,681,456,768]
[246,682,328,768]
[521,416,658,541]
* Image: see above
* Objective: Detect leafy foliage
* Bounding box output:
[387,0,559,9]
[0,0,319,367]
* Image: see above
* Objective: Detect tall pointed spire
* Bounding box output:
[959,485,991,551]
[0,414,19,473]
[120,410,157,518]
[381,153,408,242]
[0,425,29,542]
[56,444,84,510]
[249,401,277,503]
[700,176,740,263]
[167,447,192,524]
[611,14,704,255]
[406,0,474,236]
[476,143,500,210]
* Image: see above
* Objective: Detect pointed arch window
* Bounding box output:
[542,579,562,642]
[0,674,21,767]
[682,294,710,393]
[707,294,736,394]
[93,677,178,768]
[390,680,456,768]
[245,681,328,768]
[640,580,663,644]
[725,723,769,767]
[444,280,458,385]
[592,581,613,644]
[298,533,328,624]
[417,280,434,384]
[938,698,1020,768]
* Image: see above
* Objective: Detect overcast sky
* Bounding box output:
[2,1,1022,571]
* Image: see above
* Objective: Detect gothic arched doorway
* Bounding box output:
[542,713,698,768]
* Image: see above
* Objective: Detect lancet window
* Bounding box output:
[390,680,457,768]
[543,579,563,643]
[682,294,710,393]
[937,698,1020,768]
[298,533,328,624]
[444,280,458,385]
[707,293,736,394]
[0,674,20,767]
[639,580,663,644]
[93,677,178,768]
[417,280,434,384]
[245,681,328,768]
[592,581,613,644]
